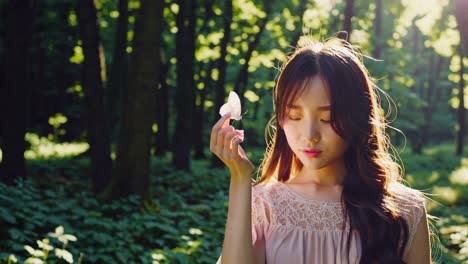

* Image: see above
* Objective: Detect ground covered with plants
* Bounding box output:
[0,143,467,263]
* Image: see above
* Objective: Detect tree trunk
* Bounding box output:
[0,0,39,184]
[213,0,232,122]
[193,60,215,159]
[454,0,467,155]
[456,43,466,155]
[76,0,112,194]
[172,0,196,170]
[112,0,163,199]
[192,1,217,160]
[408,22,423,154]
[338,0,354,41]
[211,0,233,167]
[192,86,205,159]
[421,55,445,148]
[373,0,382,58]
[455,0,468,55]
[198,0,216,35]
[107,0,129,143]
[154,48,169,157]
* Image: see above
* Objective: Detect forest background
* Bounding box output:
[0,0,467,263]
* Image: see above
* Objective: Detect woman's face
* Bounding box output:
[281,76,349,171]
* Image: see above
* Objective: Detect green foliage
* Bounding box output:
[0,155,231,263]
[2,144,468,263]
[24,133,89,160]
[1,226,80,264]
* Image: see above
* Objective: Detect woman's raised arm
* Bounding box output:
[210,112,255,264]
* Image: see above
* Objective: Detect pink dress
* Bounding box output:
[216,180,426,264]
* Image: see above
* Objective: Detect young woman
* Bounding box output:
[210,38,431,264]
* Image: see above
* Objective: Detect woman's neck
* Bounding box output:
[288,160,347,188]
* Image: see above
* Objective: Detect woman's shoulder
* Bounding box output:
[251,179,286,209]
[388,181,426,222]
[388,182,429,257]
[388,182,426,205]
[252,179,276,199]
[251,180,280,224]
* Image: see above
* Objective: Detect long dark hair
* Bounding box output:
[255,38,410,263]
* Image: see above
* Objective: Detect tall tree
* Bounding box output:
[212,4,232,89]
[211,0,233,167]
[421,54,446,147]
[193,60,213,159]
[0,0,39,184]
[338,0,354,41]
[154,48,169,157]
[154,8,171,157]
[373,0,383,58]
[76,0,112,193]
[172,0,196,170]
[407,21,424,154]
[454,0,467,155]
[113,0,163,198]
[107,0,129,142]
[455,43,465,155]
[193,0,217,160]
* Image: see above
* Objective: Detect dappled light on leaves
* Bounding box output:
[433,186,460,205]
[69,46,84,64]
[24,133,89,159]
[449,158,468,185]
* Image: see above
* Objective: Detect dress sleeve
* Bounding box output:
[215,185,269,264]
[252,185,268,263]
[395,185,426,258]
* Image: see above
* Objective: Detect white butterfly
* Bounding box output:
[219,91,242,120]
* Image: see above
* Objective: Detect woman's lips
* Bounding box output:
[303,150,322,158]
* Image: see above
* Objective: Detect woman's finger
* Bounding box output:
[231,136,244,159]
[223,129,241,152]
[216,125,234,152]
[210,113,231,147]
[237,143,247,159]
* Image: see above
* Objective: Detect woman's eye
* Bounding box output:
[288,116,300,120]
[320,119,331,123]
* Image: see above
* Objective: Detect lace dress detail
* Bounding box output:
[262,182,348,231]
[217,180,426,264]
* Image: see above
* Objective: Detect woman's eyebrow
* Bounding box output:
[287,104,331,111]
[317,105,331,111]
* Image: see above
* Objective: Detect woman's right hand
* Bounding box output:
[210,113,254,181]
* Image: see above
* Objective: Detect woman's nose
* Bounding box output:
[304,122,320,143]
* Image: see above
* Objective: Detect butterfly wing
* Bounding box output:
[219,102,232,117]
[219,91,242,120]
[227,91,242,120]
